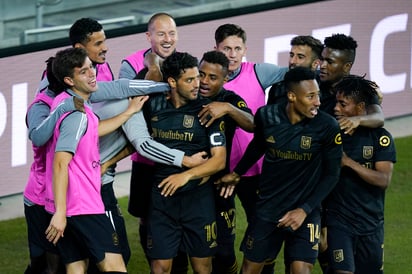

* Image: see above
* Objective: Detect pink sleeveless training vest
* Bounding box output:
[45,92,104,216]
[24,92,54,205]
[123,48,148,76]
[223,62,265,177]
[96,62,114,81]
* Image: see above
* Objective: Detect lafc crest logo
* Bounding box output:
[147,236,153,249]
[112,232,120,246]
[363,146,374,159]
[300,136,312,149]
[245,235,254,250]
[333,249,344,263]
[183,115,194,128]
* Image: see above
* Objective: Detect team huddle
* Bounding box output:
[23,12,396,274]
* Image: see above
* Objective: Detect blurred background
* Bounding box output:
[0,0,279,49]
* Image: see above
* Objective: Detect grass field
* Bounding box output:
[1,135,411,273]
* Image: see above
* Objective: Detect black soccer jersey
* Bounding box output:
[326,127,396,235]
[319,85,337,116]
[267,80,288,105]
[145,93,226,194]
[234,102,342,223]
[204,88,252,175]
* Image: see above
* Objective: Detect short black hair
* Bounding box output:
[199,50,229,76]
[162,52,198,80]
[291,35,323,60]
[69,18,103,46]
[324,33,358,63]
[284,66,316,91]
[52,48,88,88]
[334,75,379,106]
[45,56,66,94]
[215,23,246,44]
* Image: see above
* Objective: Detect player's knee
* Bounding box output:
[289,261,313,274]
[66,260,88,274]
[97,253,127,272]
[190,257,212,274]
[151,259,173,274]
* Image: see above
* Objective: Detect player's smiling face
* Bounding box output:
[65,56,97,98]
[199,61,227,98]
[291,79,321,119]
[79,30,108,65]
[147,16,178,59]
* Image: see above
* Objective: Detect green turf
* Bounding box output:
[1,135,411,273]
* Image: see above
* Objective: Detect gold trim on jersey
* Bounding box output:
[237,101,247,108]
[335,133,342,144]
[219,120,225,131]
[379,135,390,147]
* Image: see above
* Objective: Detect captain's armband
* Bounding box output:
[210,132,226,147]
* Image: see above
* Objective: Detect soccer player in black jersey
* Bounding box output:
[198,50,254,274]
[217,67,342,274]
[144,52,226,274]
[319,34,384,131]
[267,35,324,274]
[316,33,385,272]
[325,75,396,274]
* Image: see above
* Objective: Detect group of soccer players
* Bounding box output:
[23,11,396,274]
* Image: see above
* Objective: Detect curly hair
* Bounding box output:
[199,50,229,76]
[334,74,379,106]
[162,52,198,80]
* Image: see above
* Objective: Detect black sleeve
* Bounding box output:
[225,91,253,115]
[299,121,343,214]
[267,81,287,105]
